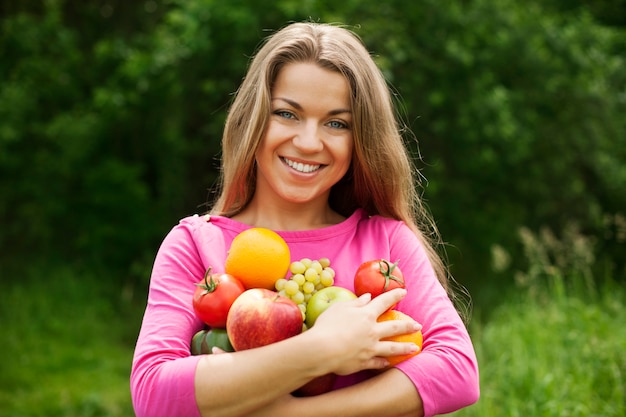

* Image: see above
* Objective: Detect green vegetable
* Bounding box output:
[191,328,234,355]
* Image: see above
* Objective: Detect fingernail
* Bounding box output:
[413,322,422,331]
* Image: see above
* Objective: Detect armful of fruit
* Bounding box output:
[190,230,422,397]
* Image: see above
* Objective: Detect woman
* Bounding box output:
[131,22,479,417]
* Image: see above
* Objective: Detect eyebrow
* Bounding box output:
[272,97,351,116]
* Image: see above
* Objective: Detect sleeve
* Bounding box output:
[390,224,480,416]
[130,217,207,417]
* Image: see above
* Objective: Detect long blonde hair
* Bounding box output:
[211,22,460,305]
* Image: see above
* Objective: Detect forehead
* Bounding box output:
[271,62,351,109]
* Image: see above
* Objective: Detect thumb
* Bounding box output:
[355,292,372,305]
[211,346,226,354]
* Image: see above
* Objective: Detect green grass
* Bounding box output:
[452,279,626,417]
[0,264,145,417]
[1,263,625,416]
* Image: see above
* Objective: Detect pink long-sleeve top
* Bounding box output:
[131,208,479,416]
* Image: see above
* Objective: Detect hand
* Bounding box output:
[308,288,421,376]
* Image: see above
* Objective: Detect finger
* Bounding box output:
[377,340,421,357]
[367,288,407,315]
[365,357,391,370]
[377,317,422,339]
[356,292,372,304]
[211,346,226,354]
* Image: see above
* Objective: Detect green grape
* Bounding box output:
[304,268,319,283]
[319,257,331,268]
[275,278,288,291]
[320,269,334,287]
[290,261,306,275]
[324,266,335,278]
[315,283,325,291]
[310,260,323,274]
[284,280,300,296]
[303,293,312,303]
[300,258,312,268]
[291,291,305,305]
[297,303,307,322]
[298,303,307,315]
[313,273,321,285]
[291,273,305,286]
[302,281,315,294]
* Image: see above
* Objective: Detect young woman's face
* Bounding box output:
[254,62,353,207]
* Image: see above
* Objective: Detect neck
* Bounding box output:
[232,198,344,231]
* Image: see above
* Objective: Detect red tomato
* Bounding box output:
[192,268,245,327]
[353,259,405,298]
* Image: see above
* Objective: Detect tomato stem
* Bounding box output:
[196,267,218,294]
[379,260,404,291]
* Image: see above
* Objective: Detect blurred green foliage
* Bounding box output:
[1,0,624,302]
[453,224,626,416]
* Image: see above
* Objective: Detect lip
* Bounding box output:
[281,156,325,174]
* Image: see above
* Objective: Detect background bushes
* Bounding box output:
[1,0,624,300]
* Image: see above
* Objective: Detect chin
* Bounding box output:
[285,193,328,206]
[277,186,325,204]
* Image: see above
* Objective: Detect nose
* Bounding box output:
[293,121,324,153]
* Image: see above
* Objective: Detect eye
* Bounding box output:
[273,110,296,120]
[327,120,349,129]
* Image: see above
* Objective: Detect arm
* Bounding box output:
[246,367,423,417]
[390,223,480,416]
[130,220,207,417]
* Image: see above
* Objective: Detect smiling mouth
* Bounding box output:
[281,157,323,173]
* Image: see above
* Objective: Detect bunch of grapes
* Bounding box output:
[275,257,335,322]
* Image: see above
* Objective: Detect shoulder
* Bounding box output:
[159,214,235,253]
[345,210,423,259]
[177,213,209,230]
[171,213,245,238]
[155,214,250,271]
[354,210,414,240]
[165,214,214,243]
[359,212,431,262]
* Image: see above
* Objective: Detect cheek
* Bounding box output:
[256,130,277,159]
[336,139,354,169]
[259,123,289,153]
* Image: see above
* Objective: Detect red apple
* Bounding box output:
[226,288,303,351]
[293,373,337,397]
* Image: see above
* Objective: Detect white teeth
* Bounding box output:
[283,158,321,173]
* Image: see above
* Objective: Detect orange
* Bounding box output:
[377,309,423,367]
[225,227,291,290]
